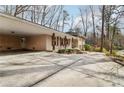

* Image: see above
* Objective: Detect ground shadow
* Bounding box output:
[0,64,62,77]
[0,50,48,56]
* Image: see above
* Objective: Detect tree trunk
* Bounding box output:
[110,24,116,54]
[90,6,96,45]
[100,5,105,52]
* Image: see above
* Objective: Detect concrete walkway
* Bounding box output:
[0,51,124,87]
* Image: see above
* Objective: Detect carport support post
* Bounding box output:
[52,33,56,51]
[64,36,67,49]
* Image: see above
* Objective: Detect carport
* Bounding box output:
[0,13,77,51]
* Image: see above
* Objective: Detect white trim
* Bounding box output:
[0,13,76,38]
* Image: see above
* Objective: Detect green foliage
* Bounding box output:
[103,48,108,53]
[105,52,110,56]
[116,55,124,61]
[93,47,100,52]
[113,46,124,50]
[93,47,107,53]
[110,52,124,62]
[65,49,74,54]
[58,49,66,53]
[105,50,117,57]
[111,50,117,56]
[84,44,93,51]
[58,48,82,54]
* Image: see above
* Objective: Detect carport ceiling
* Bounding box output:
[0,13,75,38]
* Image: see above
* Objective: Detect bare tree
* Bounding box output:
[0,5,13,14]
[100,5,105,52]
[79,8,90,37]
[62,10,69,32]
[69,16,74,32]
[5,5,9,13]
[54,5,63,30]
[40,5,47,25]
[89,6,96,44]
[103,5,117,50]
[30,6,36,22]
[14,5,31,17]
[48,6,60,27]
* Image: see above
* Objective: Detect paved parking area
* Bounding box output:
[0,51,124,87]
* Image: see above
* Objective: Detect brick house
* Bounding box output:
[0,13,85,51]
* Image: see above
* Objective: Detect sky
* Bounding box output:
[64,5,90,19]
[64,5,80,18]
[63,5,94,32]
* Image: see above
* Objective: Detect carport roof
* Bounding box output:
[0,13,76,38]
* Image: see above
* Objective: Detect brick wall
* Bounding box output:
[25,35,47,51]
[0,34,22,51]
[0,34,85,51]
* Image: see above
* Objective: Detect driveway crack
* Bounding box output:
[28,58,83,87]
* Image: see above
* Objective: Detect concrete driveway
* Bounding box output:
[0,51,124,87]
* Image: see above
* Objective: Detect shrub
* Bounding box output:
[103,48,108,53]
[94,47,107,53]
[110,52,124,62]
[66,49,73,54]
[58,49,74,54]
[105,52,110,56]
[105,50,117,57]
[58,49,66,53]
[58,48,82,54]
[111,50,117,56]
[117,55,124,61]
[94,47,100,52]
[113,46,124,50]
[84,44,93,51]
